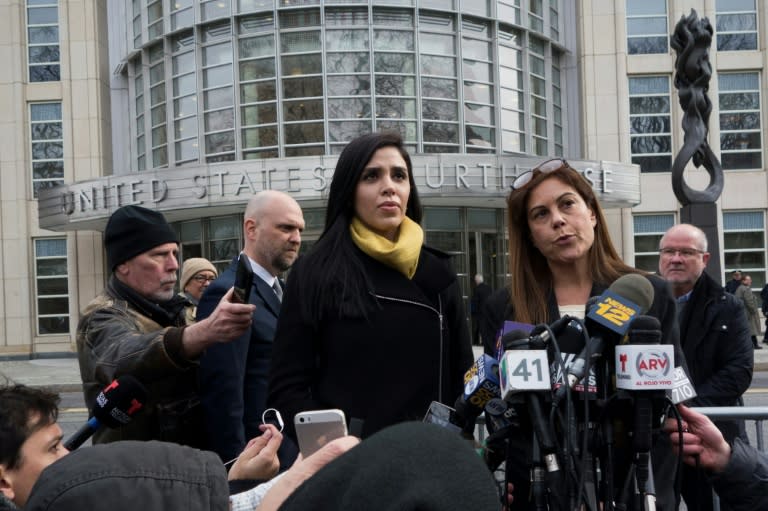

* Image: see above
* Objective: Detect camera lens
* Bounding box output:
[299,417,305,423]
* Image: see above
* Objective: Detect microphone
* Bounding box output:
[454,354,500,436]
[500,329,566,511]
[624,315,664,452]
[554,274,655,403]
[64,375,148,450]
[622,315,667,509]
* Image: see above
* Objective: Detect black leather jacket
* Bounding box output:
[76,277,203,446]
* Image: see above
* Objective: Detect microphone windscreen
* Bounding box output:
[92,375,148,428]
[626,315,662,345]
[500,329,530,350]
[608,274,654,314]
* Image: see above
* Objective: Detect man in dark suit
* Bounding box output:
[197,190,304,468]
[659,224,753,511]
[470,274,492,348]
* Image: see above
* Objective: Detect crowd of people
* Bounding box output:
[1,133,766,510]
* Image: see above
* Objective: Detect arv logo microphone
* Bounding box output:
[615,345,675,389]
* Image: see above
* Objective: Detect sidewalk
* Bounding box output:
[1,345,767,392]
[0,356,82,392]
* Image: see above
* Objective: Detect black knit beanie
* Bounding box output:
[105,205,179,271]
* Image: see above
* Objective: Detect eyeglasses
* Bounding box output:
[192,275,216,283]
[659,248,705,258]
[511,158,570,191]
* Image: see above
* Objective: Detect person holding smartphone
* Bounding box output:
[267,132,473,442]
[197,190,305,468]
[76,205,256,448]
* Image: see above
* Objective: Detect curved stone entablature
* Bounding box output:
[38,155,640,231]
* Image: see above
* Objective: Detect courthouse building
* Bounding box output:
[1,0,766,355]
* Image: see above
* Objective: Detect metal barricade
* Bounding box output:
[693,406,768,451]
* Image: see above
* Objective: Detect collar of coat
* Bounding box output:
[679,271,723,343]
[108,275,190,328]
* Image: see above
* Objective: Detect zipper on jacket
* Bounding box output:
[372,292,446,402]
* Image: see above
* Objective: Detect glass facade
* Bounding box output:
[119,1,571,295]
[125,2,568,166]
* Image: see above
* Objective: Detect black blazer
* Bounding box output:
[197,256,282,463]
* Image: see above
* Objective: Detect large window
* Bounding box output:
[132,0,142,49]
[133,56,146,170]
[552,58,563,156]
[280,9,324,156]
[719,72,762,170]
[716,0,757,51]
[723,211,766,289]
[626,0,668,55]
[529,36,547,155]
[373,7,416,150]
[26,0,60,82]
[30,102,63,197]
[172,31,199,165]
[325,6,372,154]
[202,21,235,162]
[628,76,672,173]
[633,214,675,272]
[147,0,164,40]
[462,17,495,153]
[499,25,524,154]
[239,13,279,159]
[34,238,69,335]
[419,10,458,154]
[148,43,168,168]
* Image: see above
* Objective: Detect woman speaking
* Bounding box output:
[480,158,686,510]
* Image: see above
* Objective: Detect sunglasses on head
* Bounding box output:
[511,158,571,191]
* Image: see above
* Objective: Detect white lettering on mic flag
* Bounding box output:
[499,350,550,400]
[615,344,675,390]
[666,366,698,404]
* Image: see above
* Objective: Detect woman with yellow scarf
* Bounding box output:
[267,132,473,444]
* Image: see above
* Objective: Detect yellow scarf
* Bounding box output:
[350,216,424,279]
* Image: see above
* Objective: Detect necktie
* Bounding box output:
[272,280,283,303]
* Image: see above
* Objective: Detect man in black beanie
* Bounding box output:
[76,205,256,447]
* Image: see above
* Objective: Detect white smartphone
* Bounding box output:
[294,409,348,458]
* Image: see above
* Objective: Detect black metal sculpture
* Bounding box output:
[670,9,724,281]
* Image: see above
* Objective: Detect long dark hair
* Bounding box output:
[300,132,423,323]
[506,165,638,324]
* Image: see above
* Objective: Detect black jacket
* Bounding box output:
[679,271,753,441]
[710,437,768,511]
[25,441,229,511]
[197,256,283,464]
[267,245,473,440]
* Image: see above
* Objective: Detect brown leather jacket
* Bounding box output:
[76,277,203,447]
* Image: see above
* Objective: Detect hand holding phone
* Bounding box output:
[294,409,348,458]
[232,253,254,304]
